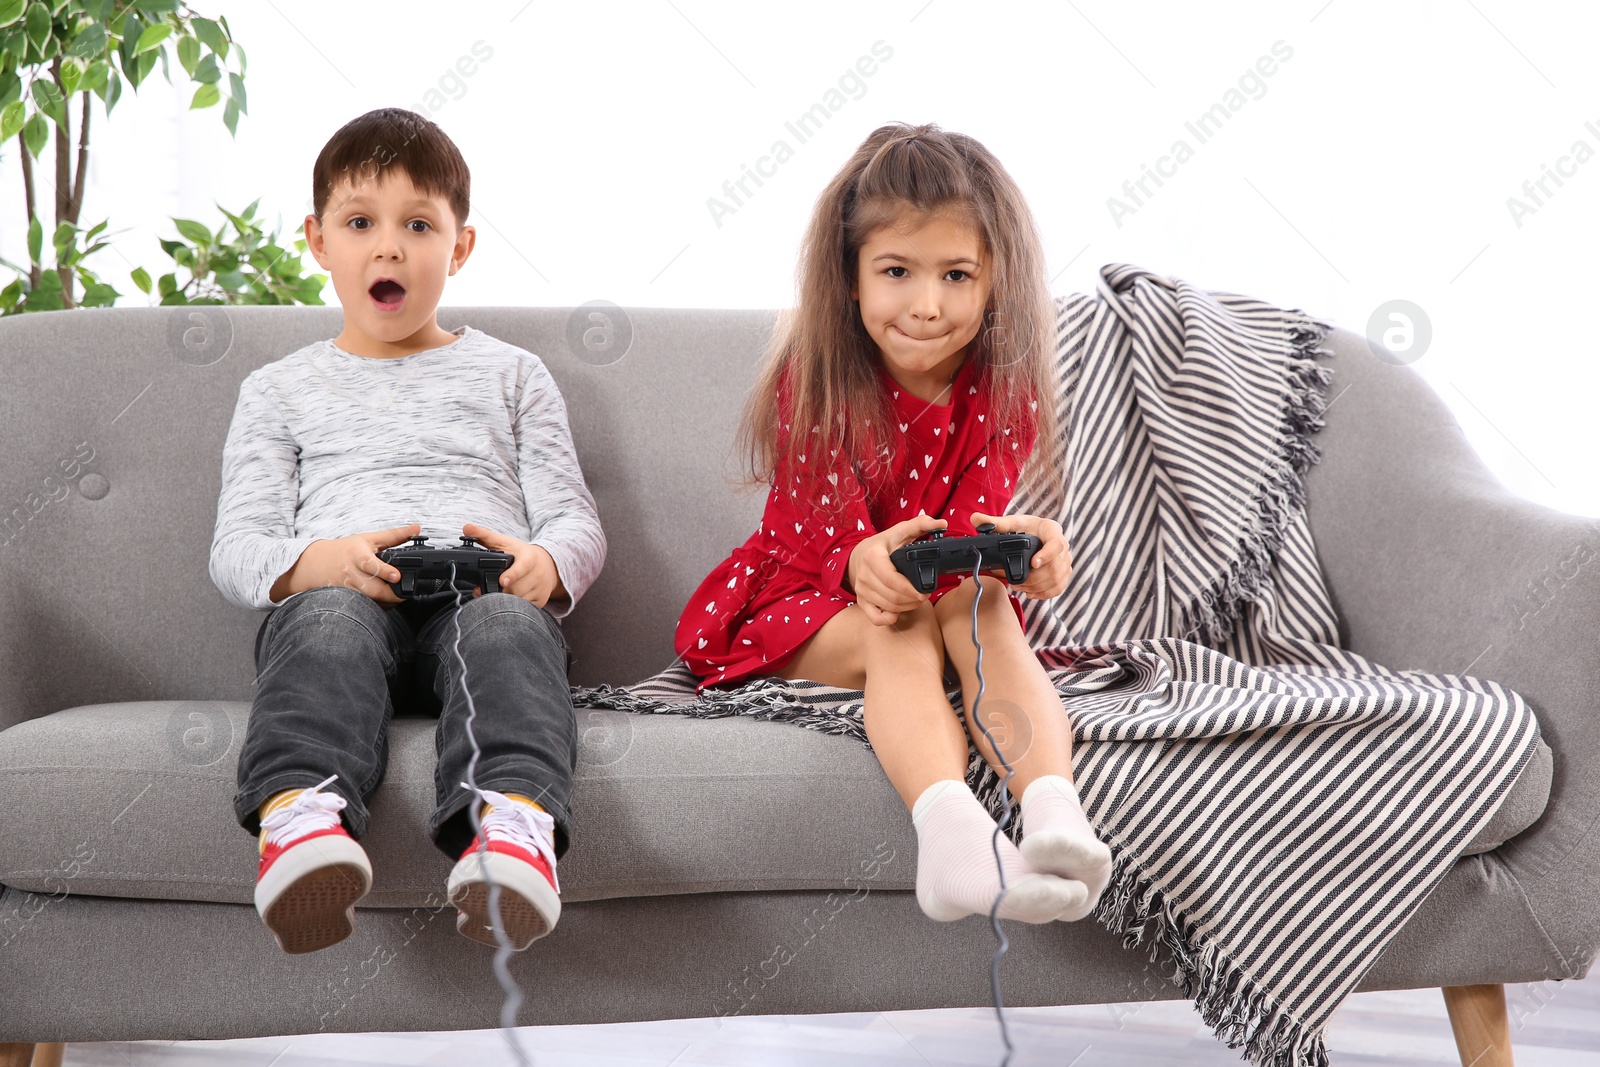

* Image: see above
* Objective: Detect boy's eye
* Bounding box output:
[408,220,431,233]
[349,217,369,230]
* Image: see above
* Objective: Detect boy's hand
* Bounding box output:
[294,522,420,606]
[463,523,567,609]
[970,511,1072,600]
[845,514,946,626]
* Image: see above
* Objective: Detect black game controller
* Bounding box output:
[889,522,1042,594]
[377,535,514,599]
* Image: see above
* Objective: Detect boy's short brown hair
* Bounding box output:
[312,108,470,229]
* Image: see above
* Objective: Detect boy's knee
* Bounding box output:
[266,585,390,652]
[462,592,569,654]
[283,583,375,616]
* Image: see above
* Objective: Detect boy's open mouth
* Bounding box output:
[369,278,406,311]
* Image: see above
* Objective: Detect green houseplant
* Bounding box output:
[0,0,247,312]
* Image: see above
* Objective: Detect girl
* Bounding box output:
[675,123,1111,925]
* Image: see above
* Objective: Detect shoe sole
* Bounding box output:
[256,837,373,955]
[448,851,560,950]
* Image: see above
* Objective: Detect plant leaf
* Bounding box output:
[23,1,47,49]
[67,21,105,57]
[58,56,82,94]
[192,49,217,82]
[172,217,211,244]
[26,213,41,263]
[132,21,170,55]
[21,109,47,157]
[0,0,25,28]
[175,32,196,75]
[0,98,23,139]
[130,265,151,293]
[81,281,118,306]
[190,14,225,57]
[188,81,217,109]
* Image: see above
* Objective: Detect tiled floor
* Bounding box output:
[55,968,1600,1066]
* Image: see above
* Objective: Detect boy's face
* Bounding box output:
[305,168,475,358]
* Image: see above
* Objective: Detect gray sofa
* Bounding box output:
[0,305,1591,1063]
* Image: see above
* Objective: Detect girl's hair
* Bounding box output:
[735,121,1061,512]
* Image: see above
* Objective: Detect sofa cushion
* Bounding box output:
[0,699,1553,908]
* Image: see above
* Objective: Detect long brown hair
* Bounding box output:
[735,122,1061,514]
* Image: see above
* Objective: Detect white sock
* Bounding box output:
[1018,774,1112,922]
[909,779,1087,924]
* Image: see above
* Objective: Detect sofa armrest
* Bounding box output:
[1303,326,1600,955]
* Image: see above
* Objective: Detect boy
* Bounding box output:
[208,108,606,955]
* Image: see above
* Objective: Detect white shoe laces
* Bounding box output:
[461,781,560,894]
[260,773,347,850]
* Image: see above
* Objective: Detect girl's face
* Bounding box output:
[851,209,992,403]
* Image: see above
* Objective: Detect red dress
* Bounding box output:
[676,357,1040,692]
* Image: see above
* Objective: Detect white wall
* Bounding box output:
[1,0,1595,517]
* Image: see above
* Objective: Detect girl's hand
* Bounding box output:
[845,514,948,626]
[970,511,1072,600]
[463,523,568,609]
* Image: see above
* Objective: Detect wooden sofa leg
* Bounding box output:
[0,1044,63,1067]
[1442,984,1514,1066]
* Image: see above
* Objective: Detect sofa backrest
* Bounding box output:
[0,305,776,729]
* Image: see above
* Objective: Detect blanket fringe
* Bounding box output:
[571,678,872,740]
[1098,847,1331,1067]
[1177,311,1337,650]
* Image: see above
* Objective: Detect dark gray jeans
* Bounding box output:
[233,585,576,862]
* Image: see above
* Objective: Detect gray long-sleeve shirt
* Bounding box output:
[208,325,606,616]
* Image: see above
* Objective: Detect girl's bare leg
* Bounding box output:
[773,602,969,811]
[773,599,1088,922]
[933,576,1075,802]
[935,576,1112,921]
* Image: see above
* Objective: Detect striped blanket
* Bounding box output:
[570,263,1541,1067]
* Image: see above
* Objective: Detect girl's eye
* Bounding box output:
[885,266,908,278]
[946,269,969,282]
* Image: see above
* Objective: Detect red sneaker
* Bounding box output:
[254,773,373,955]
[447,784,560,950]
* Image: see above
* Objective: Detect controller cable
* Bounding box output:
[442,558,538,1066]
[961,552,1021,1066]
